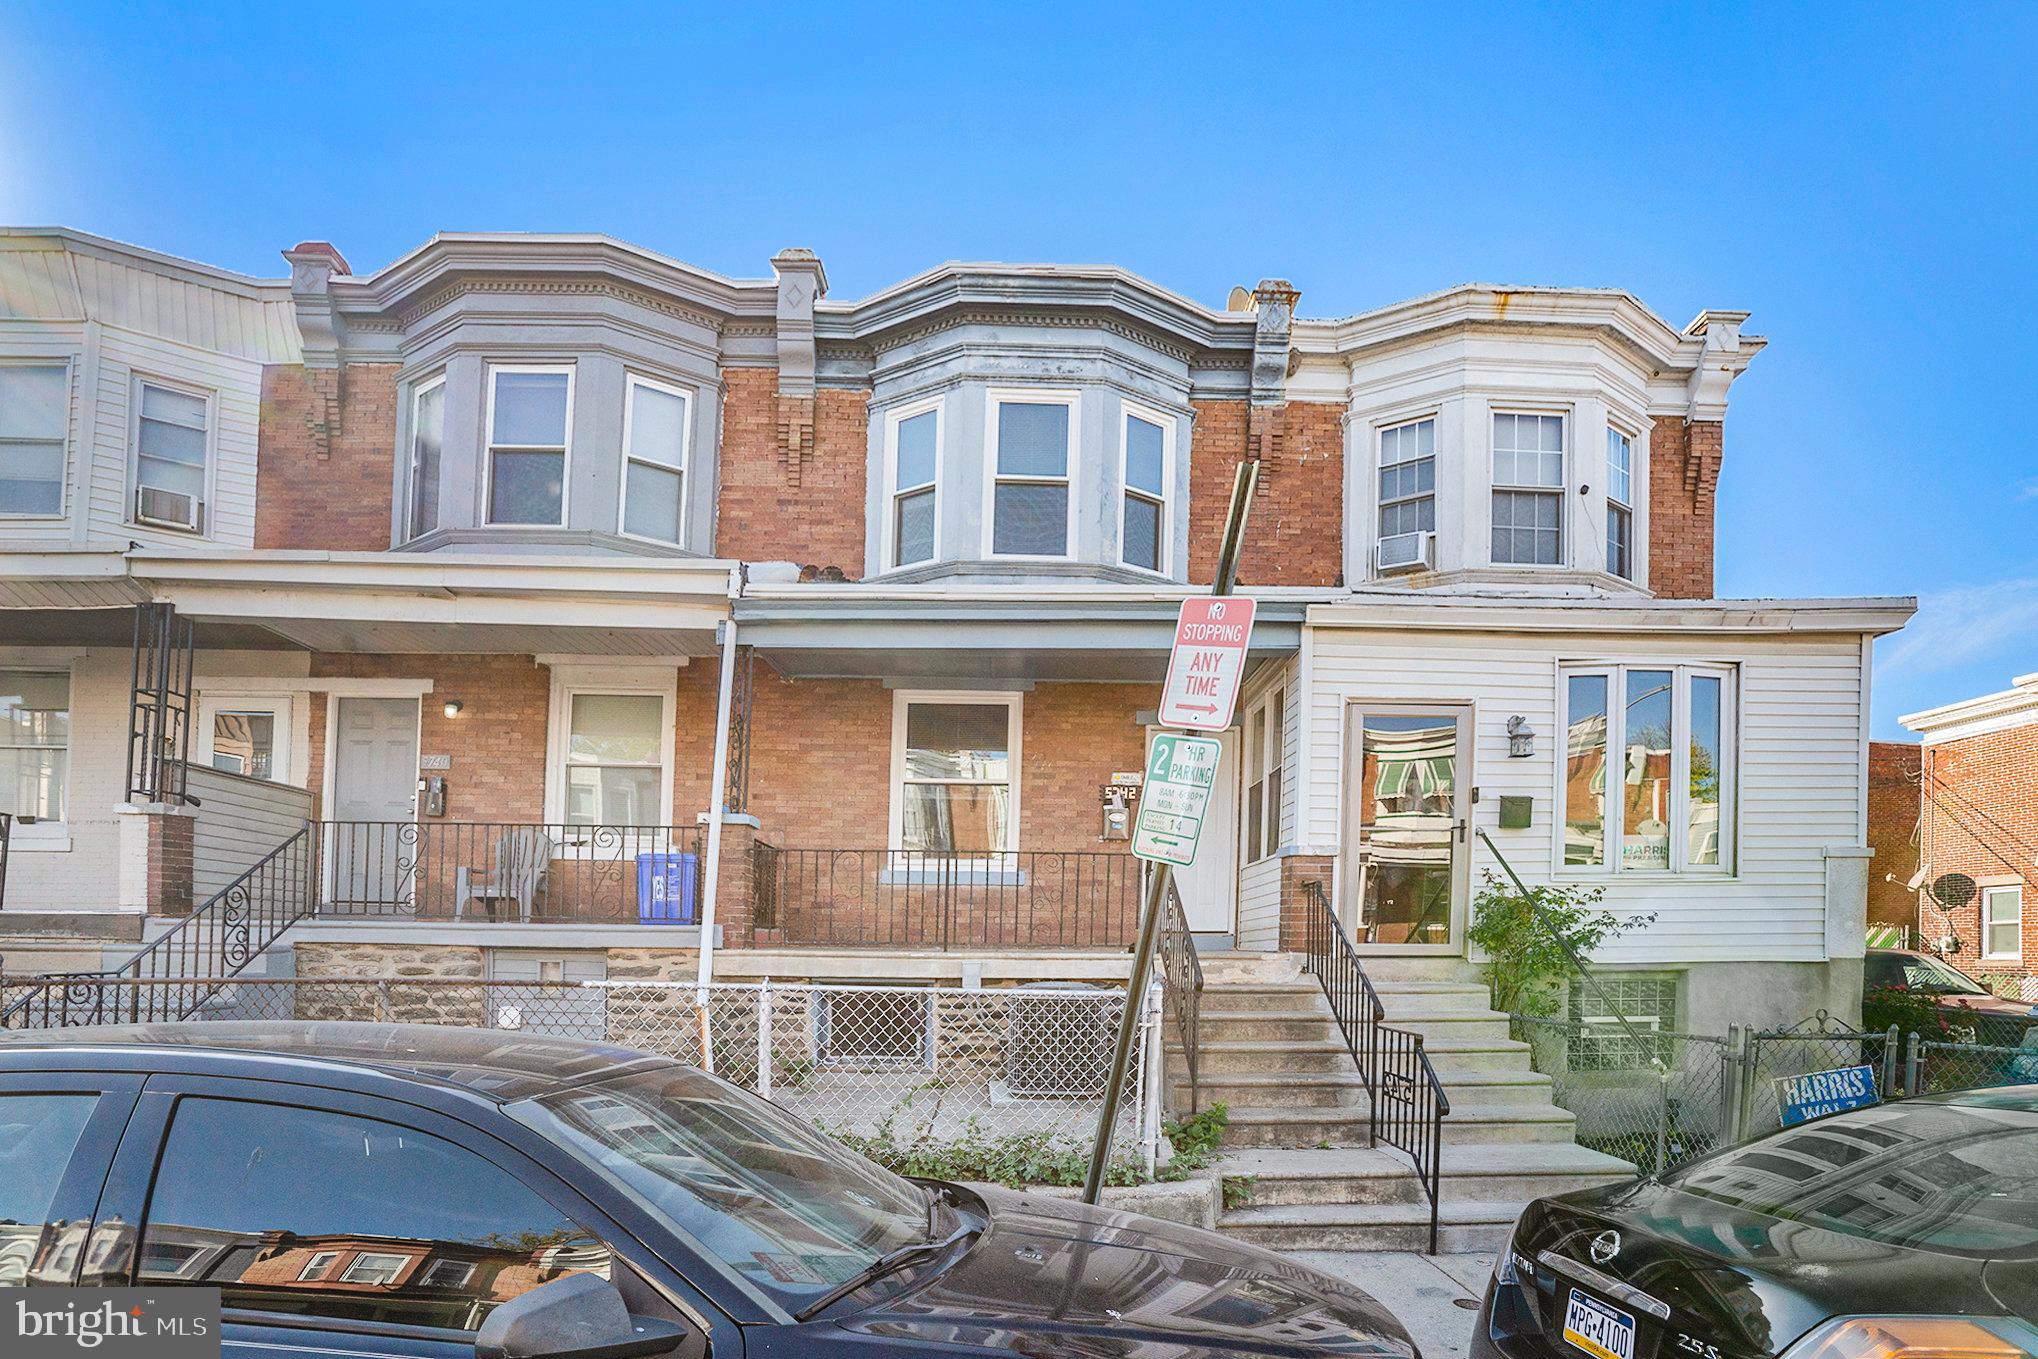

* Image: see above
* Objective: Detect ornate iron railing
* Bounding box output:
[762,848,1143,951]
[1158,875,1204,1112]
[1,825,316,1029]
[312,821,708,924]
[0,812,11,912]
[1302,878,1451,1253]
[127,602,195,805]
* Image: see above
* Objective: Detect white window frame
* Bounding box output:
[340,1252,412,1285]
[195,693,293,784]
[1375,413,1439,564]
[0,358,72,520]
[298,1250,341,1282]
[1241,684,1285,864]
[405,373,447,542]
[887,690,1024,859]
[1554,662,1737,876]
[543,664,678,830]
[1605,424,1635,580]
[420,1259,476,1289]
[1982,883,2023,961]
[617,372,692,548]
[0,661,74,842]
[981,388,1079,561]
[483,363,575,528]
[128,374,216,536]
[1117,401,1173,576]
[1489,409,1567,568]
[881,396,944,571]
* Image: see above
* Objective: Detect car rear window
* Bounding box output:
[1668,1098,2038,1258]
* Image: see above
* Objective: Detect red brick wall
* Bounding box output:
[1867,741,1921,930]
[1187,400,1344,588]
[1918,724,2038,983]
[715,368,869,576]
[256,363,399,551]
[1648,416,1722,599]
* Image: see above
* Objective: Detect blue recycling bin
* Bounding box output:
[636,851,700,925]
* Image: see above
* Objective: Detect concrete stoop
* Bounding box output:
[1170,956,1636,1251]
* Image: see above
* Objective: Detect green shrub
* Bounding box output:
[826,1102,1232,1190]
[1467,871,1650,1018]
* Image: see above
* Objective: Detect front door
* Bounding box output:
[1341,704,1471,952]
[328,697,420,907]
[1148,726,1239,936]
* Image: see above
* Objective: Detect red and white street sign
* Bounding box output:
[1158,597,1256,731]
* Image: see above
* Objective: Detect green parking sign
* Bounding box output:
[1133,733,1222,866]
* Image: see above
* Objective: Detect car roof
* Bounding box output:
[0,1021,677,1102]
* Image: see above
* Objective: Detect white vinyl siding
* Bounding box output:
[184,762,315,903]
[1301,626,1869,966]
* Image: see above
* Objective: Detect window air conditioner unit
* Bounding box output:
[136,485,204,533]
[1004,982,1114,1098]
[1376,531,1434,574]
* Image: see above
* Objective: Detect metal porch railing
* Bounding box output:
[1301,879,1451,1253]
[1158,876,1204,1113]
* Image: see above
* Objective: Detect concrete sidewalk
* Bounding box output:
[1293,1251,1496,1359]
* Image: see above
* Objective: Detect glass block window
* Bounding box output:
[1568,972,1679,1071]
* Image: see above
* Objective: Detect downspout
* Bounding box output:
[693,565,743,1069]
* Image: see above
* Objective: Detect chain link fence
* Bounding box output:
[0,974,1164,1173]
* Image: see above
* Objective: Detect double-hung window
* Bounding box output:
[0,669,69,822]
[0,364,68,516]
[1491,412,1565,565]
[1984,885,2023,961]
[1243,686,1285,863]
[1560,663,1734,873]
[1377,416,1437,549]
[562,693,666,826]
[888,402,940,568]
[406,375,445,540]
[620,374,689,545]
[893,694,1019,856]
[1606,426,1634,579]
[987,394,1074,557]
[485,366,572,525]
[1121,406,1170,574]
[133,379,210,532]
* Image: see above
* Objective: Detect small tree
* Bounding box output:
[1468,871,1650,1017]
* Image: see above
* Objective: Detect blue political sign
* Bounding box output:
[1776,1064,1879,1127]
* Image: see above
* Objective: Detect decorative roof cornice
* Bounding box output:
[1902,674,2038,744]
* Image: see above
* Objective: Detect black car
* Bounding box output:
[0,1021,1416,1358]
[1473,1088,2038,1358]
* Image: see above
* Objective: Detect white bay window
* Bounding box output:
[1491,412,1565,565]
[986,394,1075,558]
[486,366,572,526]
[620,374,689,545]
[887,401,940,569]
[1606,426,1634,580]
[1560,663,1734,873]
[1120,405,1170,574]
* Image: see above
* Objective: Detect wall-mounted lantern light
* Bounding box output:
[443,700,464,719]
[1506,715,1535,759]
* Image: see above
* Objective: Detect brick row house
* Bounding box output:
[0,225,1911,1047]
[1899,675,2038,992]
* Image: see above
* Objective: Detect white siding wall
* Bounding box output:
[1301,625,1868,965]
[1,647,131,912]
[1233,655,1302,951]
[1236,859,1282,951]
[185,764,313,902]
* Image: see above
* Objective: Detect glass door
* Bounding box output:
[1341,705,1471,951]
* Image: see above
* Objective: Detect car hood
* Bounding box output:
[1935,991,2036,1019]
[827,1185,1416,1357]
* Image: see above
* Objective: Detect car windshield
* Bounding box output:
[1870,952,1989,996]
[511,1064,932,1312]
[1667,1097,2038,1258]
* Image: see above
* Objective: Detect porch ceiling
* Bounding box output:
[0,607,297,650]
[216,616,721,657]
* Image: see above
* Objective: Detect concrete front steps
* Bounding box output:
[1172,953,1635,1250]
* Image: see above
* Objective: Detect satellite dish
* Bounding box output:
[1931,872,1977,908]
[1226,286,1254,312]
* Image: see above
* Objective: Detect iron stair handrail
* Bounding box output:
[1157,875,1204,1113]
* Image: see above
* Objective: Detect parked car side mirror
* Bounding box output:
[475,1273,689,1359]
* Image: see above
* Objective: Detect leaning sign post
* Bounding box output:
[1083,460,1259,1203]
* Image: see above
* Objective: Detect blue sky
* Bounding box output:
[1,3,2031,737]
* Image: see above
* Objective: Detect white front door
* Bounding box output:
[328,697,420,906]
[1150,726,1239,936]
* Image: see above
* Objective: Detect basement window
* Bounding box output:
[1568,972,1679,1071]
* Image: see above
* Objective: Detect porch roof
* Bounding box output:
[733,585,1308,681]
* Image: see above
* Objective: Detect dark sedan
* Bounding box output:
[1865,948,2038,1046]
[0,1022,1416,1358]
[1473,1087,2038,1359]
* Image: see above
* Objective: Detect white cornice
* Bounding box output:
[1306,595,1914,637]
[1901,675,2038,744]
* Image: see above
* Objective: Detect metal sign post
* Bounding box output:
[1083,459,1258,1203]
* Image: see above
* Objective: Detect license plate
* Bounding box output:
[1562,1288,1636,1359]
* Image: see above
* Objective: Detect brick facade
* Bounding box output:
[1917,723,2038,985]
[715,367,870,576]
[1187,400,1344,587]
[1866,740,1921,930]
[256,363,400,551]
[1647,416,1723,598]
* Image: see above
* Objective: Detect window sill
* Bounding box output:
[8,826,73,852]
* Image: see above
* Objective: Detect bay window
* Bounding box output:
[620,374,689,545]
[0,670,69,821]
[486,366,572,526]
[1491,412,1565,565]
[1606,426,1634,579]
[133,379,211,532]
[887,401,940,568]
[406,375,445,540]
[892,694,1019,854]
[0,364,68,516]
[1377,416,1436,547]
[987,394,1074,557]
[1120,405,1170,573]
[1560,663,1734,873]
